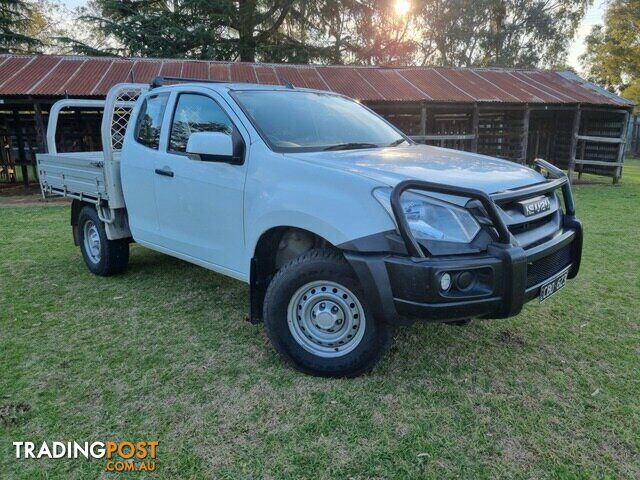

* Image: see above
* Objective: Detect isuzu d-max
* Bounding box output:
[37,79,583,377]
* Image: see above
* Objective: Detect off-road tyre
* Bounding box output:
[263,248,393,377]
[77,206,129,276]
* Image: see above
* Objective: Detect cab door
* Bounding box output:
[153,89,249,277]
[121,91,170,244]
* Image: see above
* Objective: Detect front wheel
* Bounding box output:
[263,248,393,377]
[77,206,129,276]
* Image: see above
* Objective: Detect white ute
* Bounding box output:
[38,78,583,377]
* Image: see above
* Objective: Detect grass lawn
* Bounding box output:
[1,160,639,479]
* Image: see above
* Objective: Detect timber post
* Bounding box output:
[521,106,530,164]
[568,105,581,182]
[471,103,479,152]
[12,109,29,192]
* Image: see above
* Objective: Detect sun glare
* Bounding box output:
[394,0,411,16]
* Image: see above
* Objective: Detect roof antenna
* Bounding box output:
[285,81,294,89]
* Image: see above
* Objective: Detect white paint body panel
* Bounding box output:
[41,82,548,284]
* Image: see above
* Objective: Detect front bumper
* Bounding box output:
[345,218,582,325]
[344,160,583,325]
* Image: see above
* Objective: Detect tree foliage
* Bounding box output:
[63,0,590,69]
[581,0,640,106]
[413,0,590,67]
[413,0,487,67]
[77,0,298,61]
[484,0,589,67]
[337,0,417,66]
[0,0,43,52]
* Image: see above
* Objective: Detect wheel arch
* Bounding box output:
[70,200,96,246]
[249,226,336,323]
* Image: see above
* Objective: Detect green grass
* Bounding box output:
[1,160,639,479]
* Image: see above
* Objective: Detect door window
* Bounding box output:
[169,94,235,153]
[134,93,169,149]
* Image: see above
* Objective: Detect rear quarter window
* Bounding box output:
[134,93,169,149]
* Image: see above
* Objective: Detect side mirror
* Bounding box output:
[186,131,239,163]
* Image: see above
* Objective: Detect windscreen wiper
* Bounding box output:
[322,142,380,151]
[387,138,408,147]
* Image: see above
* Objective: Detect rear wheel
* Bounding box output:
[263,248,392,377]
[77,206,129,276]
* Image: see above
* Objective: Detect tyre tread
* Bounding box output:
[263,248,392,377]
[77,206,129,276]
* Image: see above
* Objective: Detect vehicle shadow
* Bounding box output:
[106,244,536,382]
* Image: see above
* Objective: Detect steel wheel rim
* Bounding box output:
[287,280,366,358]
[83,220,101,264]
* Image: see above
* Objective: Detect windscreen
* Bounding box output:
[232,90,406,152]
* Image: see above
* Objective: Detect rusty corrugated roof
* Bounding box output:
[0,54,633,107]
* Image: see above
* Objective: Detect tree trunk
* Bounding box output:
[436,36,447,66]
[490,0,506,65]
[237,0,256,62]
[239,40,256,62]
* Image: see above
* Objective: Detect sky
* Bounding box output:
[59,0,606,73]
[567,1,606,72]
[60,0,84,7]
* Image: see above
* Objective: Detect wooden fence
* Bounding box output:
[370,101,632,183]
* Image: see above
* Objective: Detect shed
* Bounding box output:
[0,54,634,190]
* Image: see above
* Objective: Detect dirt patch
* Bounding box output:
[497,330,525,347]
[0,194,69,207]
[500,436,536,466]
[0,402,31,427]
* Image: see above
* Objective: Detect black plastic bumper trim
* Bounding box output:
[523,265,572,302]
[343,221,582,326]
[394,296,502,322]
[524,228,576,262]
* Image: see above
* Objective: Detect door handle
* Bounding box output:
[155,168,174,178]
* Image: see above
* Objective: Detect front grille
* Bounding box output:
[508,215,553,236]
[526,244,572,288]
[498,192,562,249]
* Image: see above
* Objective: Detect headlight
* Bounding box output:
[373,188,480,243]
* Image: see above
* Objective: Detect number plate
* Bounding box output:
[539,268,569,302]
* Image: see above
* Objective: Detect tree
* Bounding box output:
[275,0,417,66]
[0,0,43,52]
[414,0,591,68]
[61,0,590,70]
[340,0,417,66]
[251,0,337,63]
[414,0,488,67]
[581,0,640,106]
[73,0,417,65]
[80,0,298,62]
[482,0,591,68]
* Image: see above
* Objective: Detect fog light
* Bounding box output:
[456,271,475,290]
[440,272,452,291]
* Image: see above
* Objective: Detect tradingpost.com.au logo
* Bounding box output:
[13,440,159,472]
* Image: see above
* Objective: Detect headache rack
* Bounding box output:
[390,158,576,257]
[37,83,149,213]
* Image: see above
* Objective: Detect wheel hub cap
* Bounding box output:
[287,280,366,358]
[312,300,344,329]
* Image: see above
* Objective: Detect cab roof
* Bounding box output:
[155,80,329,96]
